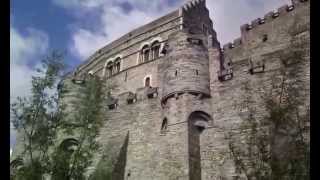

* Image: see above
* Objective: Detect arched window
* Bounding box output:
[106,61,113,77]
[59,138,79,152]
[114,57,121,73]
[187,111,212,179]
[151,41,161,59]
[141,45,150,63]
[145,77,151,87]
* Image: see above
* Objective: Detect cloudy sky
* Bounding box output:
[10,0,291,148]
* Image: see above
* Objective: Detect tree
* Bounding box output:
[51,74,108,180]
[11,51,66,180]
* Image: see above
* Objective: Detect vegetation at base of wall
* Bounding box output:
[51,75,108,180]
[11,51,111,180]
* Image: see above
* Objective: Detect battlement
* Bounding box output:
[181,0,206,12]
[222,0,309,51]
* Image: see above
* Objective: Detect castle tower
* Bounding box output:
[158,30,214,180]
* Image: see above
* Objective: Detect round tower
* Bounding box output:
[157,30,213,179]
[160,30,211,106]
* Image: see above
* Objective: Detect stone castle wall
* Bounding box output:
[66,0,309,179]
[12,0,310,179]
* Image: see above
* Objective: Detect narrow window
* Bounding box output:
[106,61,113,77]
[114,57,121,73]
[175,70,178,77]
[203,24,208,35]
[140,45,150,63]
[145,77,150,87]
[161,118,168,132]
[124,72,128,82]
[144,49,150,62]
[196,70,199,75]
[151,41,161,59]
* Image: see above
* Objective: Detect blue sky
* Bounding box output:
[10,0,291,148]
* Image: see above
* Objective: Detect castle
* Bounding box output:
[16,0,310,179]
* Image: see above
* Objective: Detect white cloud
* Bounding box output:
[54,0,292,60]
[10,27,49,99]
[52,0,105,9]
[53,0,179,60]
[71,29,107,59]
[10,26,49,148]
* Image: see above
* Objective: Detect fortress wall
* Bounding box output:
[203,1,309,179]
[223,0,309,63]
[106,57,162,96]
[94,92,193,179]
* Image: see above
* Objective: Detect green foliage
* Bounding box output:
[51,75,108,180]
[11,51,66,179]
[13,158,44,180]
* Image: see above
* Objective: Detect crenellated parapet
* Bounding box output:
[181,0,206,12]
[222,0,309,52]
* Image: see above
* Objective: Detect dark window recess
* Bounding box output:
[114,58,121,73]
[106,61,113,77]
[161,43,169,55]
[108,104,117,110]
[127,99,134,104]
[107,96,118,110]
[249,59,265,74]
[218,69,233,81]
[151,41,161,59]
[161,118,168,132]
[147,87,158,99]
[144,49,150,62]
[127,92,136,104]
[262,34,268,42]
[124,72,128,81]
[145,77,150,87]
[196,70,199,75]
[187,38,203,45]
[140,45,150,63]
[175,70,178,77]
[202,24,208,35]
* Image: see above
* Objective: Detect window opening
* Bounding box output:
[145,77,151,87]
[124,72,128,82]
[151,41,161,59]
[161,118,168,132]
[140,45,150,63]
[262,34,268,42]
[114,58,121,73]
[106,61,113,77]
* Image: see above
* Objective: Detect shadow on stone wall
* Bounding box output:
[112,132,129,180]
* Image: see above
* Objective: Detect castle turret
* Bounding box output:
[158,30,214,180]
[160,30,211,106]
